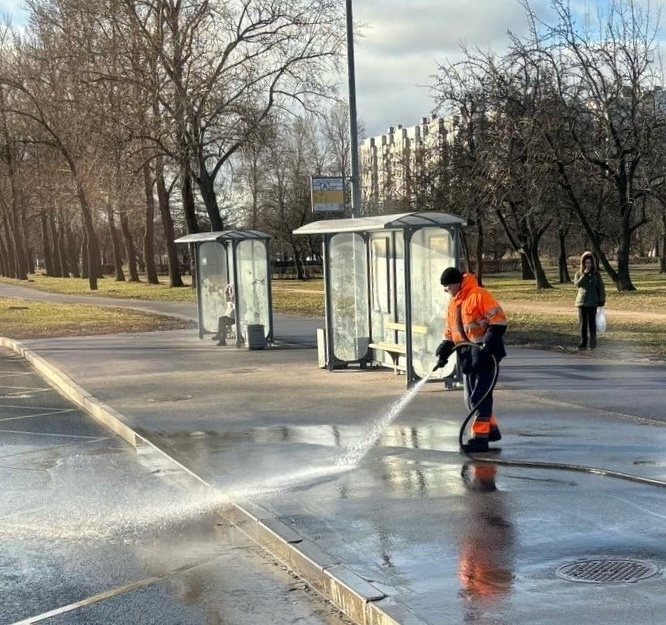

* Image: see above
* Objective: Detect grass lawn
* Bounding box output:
[0,297,194,339]
[1,265,665,361]
[0,273,198,302]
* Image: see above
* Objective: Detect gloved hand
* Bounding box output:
[482,325,507,362]
[472,343,493,371]
[433,339,455,371]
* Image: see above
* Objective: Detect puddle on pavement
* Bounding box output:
[0,441,350,543]
[161,421,459,459]
[0,373,498,545]
[0,449,227,543]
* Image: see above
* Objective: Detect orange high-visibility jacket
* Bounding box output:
[444,273,507,344]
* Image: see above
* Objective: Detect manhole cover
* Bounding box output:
[556,558,660,583]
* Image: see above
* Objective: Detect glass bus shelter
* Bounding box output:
[175,230,273,348]
[293,212,466,386]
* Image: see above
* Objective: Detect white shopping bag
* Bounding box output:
[596,307,607,333]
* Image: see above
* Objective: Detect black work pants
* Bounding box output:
[463,366,495,421]
[578,306,597,347]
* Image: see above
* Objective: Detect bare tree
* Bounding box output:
[433,61,494,282]
[520,0,666,290]
[0,7,108,289]
[258,116,325,279]
[122,0,346,232]
[0,98,29,280]
[435,48,556,288]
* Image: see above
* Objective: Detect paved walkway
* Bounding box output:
[1,282,666,625]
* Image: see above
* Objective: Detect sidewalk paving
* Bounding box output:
[1,283,666,625]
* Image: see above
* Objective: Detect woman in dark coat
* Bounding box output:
[573,251,606,349]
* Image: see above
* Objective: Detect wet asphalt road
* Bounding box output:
[0,350,352,625]
[14,329,666,625]
[2,282,666,625]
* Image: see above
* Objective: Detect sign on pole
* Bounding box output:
[311,176,345,214]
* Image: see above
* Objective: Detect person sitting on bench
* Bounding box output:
[212,284,236,346]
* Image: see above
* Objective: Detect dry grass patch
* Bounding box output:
[0,298,194,339]
[2,268,666,361]
[272,288,324,317]
[0,274,196,302]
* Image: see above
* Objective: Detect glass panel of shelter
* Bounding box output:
[237,239,269,339]
[370,235,391,344]
[329,233,369,362]
[199,241,229,334]
[395,233,406,348]
[409,227,457,379]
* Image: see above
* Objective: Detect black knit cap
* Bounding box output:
[440,267,463,286]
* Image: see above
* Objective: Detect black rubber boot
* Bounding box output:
[489,426,502,442]
[462,438,490,453]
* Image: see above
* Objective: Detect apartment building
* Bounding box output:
[359,114,453,215]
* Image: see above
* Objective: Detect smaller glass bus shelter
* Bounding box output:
[175,230,273,348]
[293,212,466,386]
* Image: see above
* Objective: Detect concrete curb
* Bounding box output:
[1,337,432,625]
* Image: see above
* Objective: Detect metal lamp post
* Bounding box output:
[345,0,361,218]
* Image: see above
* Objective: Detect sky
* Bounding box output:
[1,0,658,141]
[0,0,25,25]
[351,0,551,138]
[0,0,552,139]
[350,0,666,139]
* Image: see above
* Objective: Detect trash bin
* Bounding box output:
[246,324,266,350]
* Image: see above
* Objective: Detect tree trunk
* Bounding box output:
[142,163,159,285]
[527,245,551,290]
[181,167,199,235]
[2,215,16,278]
[5,131,27,279]
[80,231,89,279]
[27,248,34,274]
[40,214,53,277]
[615,214,636,291]
[49,218,63,277]
[558,231,570,283]
[107,201,126,281]
[290,243,305,280]
[57,216,70,277]
[73,180,99,290]
[66,226,81,278]
[474,223,484,286]
[19,202,32,275]
[7,206,27,280]
[156,160,184,288]
[0,233,8,276]
[120,213,139,282]
[198,162,223,231]
[520,254,534,280]
[460,230,472,274]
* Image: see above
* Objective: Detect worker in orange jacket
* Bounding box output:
[434,267,507,453]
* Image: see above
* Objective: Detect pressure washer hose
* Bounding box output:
[450,341,666,488]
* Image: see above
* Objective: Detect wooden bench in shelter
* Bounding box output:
[369,322,429,373]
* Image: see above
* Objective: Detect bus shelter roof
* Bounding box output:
[293,212,466,236]
[174,230,271,244]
